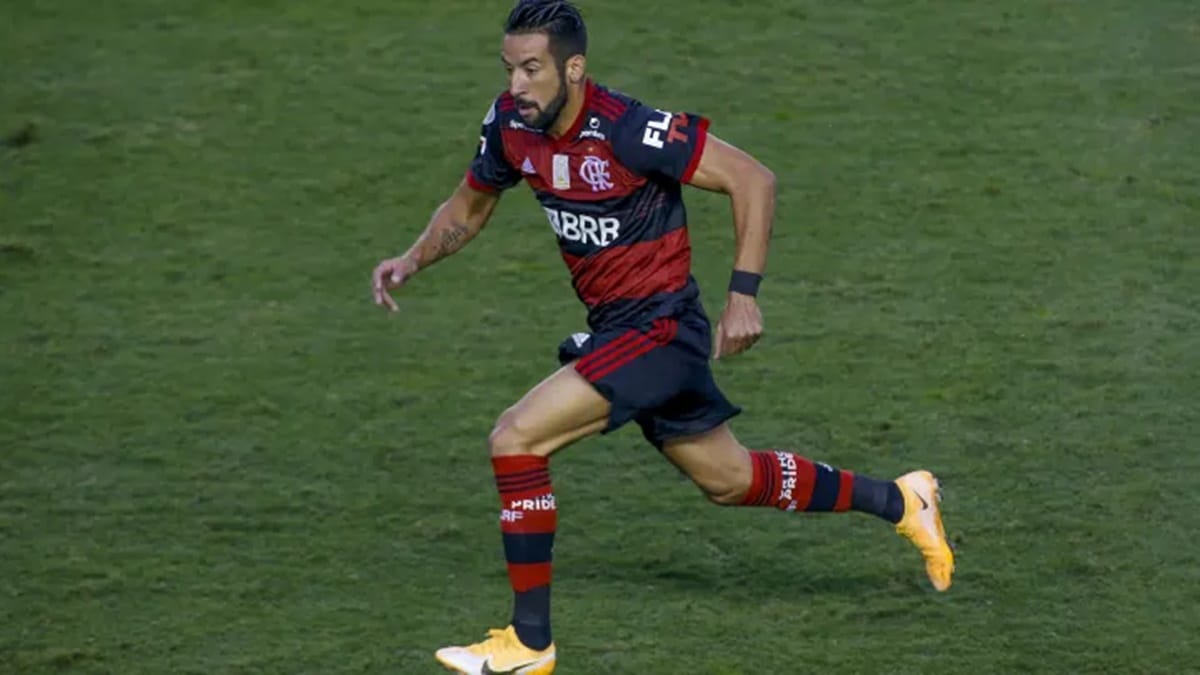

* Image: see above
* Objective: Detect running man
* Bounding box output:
[370,2,954,673]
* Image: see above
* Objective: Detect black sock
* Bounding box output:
[851,476,906,523]
[512,586,551,650]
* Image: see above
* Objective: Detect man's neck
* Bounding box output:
[548,81,588,139]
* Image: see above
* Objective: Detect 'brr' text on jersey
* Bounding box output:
[544,207,621,247]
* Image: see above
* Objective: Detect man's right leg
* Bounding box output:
[436,364,611,675]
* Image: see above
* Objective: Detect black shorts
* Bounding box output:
[557,303,741,448]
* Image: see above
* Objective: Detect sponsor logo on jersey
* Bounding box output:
[544,207,621,247]
[641,110,691,149]
[580,117,607,140]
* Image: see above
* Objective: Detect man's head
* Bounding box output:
[502,0,588,131]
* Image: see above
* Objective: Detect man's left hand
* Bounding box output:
[713,292,763,360]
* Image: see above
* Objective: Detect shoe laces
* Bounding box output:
[465,628,517,656]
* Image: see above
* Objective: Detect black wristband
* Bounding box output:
[729,270,763,296]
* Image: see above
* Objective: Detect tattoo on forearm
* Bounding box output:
[434,222,470,257]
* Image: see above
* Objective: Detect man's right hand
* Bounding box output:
[371,256,419,312]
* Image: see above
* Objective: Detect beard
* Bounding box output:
[519,71,569,131]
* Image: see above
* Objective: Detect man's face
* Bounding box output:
[502,32,567,131]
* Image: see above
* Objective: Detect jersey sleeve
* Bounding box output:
[611,100,711,184]
[466,99,521,193]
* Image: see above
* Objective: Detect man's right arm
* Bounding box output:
[372,179,500,311]
[404,177,501,271]
[373,95,521,311]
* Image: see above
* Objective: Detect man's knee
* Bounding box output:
[489,408,538,457]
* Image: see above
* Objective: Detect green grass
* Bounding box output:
[3,1,1198,673]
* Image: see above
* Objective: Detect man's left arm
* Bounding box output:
[687,135,777,359]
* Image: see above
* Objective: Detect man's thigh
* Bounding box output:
[492,363,612,457]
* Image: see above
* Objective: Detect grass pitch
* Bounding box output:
[2,1,1198,672]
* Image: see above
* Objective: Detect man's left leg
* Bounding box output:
[660,423,955,591]
[434,363,611,675]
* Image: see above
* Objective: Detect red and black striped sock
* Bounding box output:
[493,455,556,651]
[739,450,904,523]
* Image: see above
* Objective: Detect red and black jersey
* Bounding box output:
[466,80,710,330]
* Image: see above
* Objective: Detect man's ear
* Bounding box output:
[565,55,586,84]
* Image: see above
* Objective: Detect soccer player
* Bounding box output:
[371,2,955,673]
